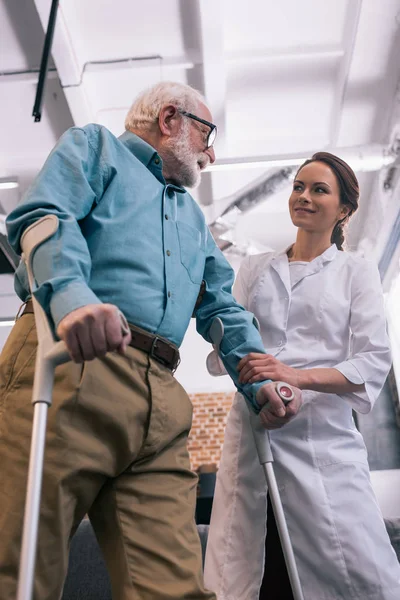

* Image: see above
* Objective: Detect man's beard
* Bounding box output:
[163,122,209,189]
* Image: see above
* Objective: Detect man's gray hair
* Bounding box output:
[125,81,206,132]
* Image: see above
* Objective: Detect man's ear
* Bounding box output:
[158,104,180,137]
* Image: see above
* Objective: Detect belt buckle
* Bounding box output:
[150,336,180,373]
[150,336,169,369]
[150,336,161,360]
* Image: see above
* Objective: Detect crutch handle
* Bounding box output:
[276,382,295,404]
[208,317,274,462]
[45,341,70,366]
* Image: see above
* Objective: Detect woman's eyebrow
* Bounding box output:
[314,181,331,189]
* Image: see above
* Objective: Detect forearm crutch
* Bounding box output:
[16,215,130,600]
[209,317,305,600]
[16,215,71,600]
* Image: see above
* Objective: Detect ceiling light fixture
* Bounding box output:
[0,319,15,328]
[0,177,19,190]
[206,144,397,174]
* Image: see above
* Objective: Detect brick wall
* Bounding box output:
[188,391,235,470]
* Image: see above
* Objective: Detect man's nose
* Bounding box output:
[205,146,216,164]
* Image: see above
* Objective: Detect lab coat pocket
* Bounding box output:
[176,221,205,284]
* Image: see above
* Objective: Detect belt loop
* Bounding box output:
[149,336,159,359]
[172,354,181,374]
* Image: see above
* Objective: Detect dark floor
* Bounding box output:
[357,376,400,471]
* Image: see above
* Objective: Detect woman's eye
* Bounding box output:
[315,187,327,193]
[293,185,302,191]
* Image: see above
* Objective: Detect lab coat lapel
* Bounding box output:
[270,252,291,296]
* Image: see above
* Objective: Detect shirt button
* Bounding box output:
[165,214,169,220]
[166,250,171,256]
[154,157,160,165]
[168,291,171,298]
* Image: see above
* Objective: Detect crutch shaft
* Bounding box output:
[17,402,49,600]
[264,463,305,600]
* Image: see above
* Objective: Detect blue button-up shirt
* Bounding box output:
[7,124,270,410]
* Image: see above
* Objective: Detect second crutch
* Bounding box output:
[209,316,305,600]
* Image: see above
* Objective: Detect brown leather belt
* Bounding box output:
[127,322,180,372]
[18,300,180,372]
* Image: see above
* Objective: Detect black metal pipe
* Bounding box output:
[32,0,59,122]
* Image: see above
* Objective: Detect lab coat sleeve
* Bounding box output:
[333,259,392,413]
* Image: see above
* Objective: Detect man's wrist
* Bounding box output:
[248,380,272,414]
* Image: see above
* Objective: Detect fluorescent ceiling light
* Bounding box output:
[0,177,19,190]
[206,145,397,174]
[0,320,14,327]
[208,157,306,172]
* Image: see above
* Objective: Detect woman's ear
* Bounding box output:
[339,205,351,220]
[158,104,180,137]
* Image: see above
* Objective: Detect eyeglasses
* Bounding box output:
[178,110,217,149]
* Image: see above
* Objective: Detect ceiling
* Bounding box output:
[1,0,400,301]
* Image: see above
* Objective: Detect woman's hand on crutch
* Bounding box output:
[57,303,131,363]
[255,382,302,430]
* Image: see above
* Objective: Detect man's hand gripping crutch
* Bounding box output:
[208,317,305,600]
[17,214,131,600]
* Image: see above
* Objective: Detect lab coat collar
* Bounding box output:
[270,244,338,293]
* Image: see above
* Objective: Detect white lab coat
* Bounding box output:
[204,245,400,600]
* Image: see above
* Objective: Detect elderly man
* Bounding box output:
[0,81,301,600]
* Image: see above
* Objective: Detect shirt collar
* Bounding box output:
[118,130,185,193]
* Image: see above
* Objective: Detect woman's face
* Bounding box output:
[289,161,349,235]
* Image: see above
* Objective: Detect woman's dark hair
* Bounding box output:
[295,151,359,250]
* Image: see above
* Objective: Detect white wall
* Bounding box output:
[175,319,235,394]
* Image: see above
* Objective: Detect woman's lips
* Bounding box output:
[295,208,315,214]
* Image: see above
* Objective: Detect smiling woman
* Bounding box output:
[204,152,400,600]
[288,152,359,255]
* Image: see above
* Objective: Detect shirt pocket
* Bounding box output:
[176,221,205,284]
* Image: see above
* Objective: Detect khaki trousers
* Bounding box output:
[0,313,216,600]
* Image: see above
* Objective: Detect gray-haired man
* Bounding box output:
[0,81,301,599]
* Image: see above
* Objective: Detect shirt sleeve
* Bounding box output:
[6,126,108,329]
[206,256,252,376]
[333,259,392,413]
[196,233,270,412]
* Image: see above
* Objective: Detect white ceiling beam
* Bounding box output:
[197,0,227,138]
[329,0,363,146]
[225,46,344,67]
[33,0,94,126]
[192,0,227,208]
[0,70,59,85]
